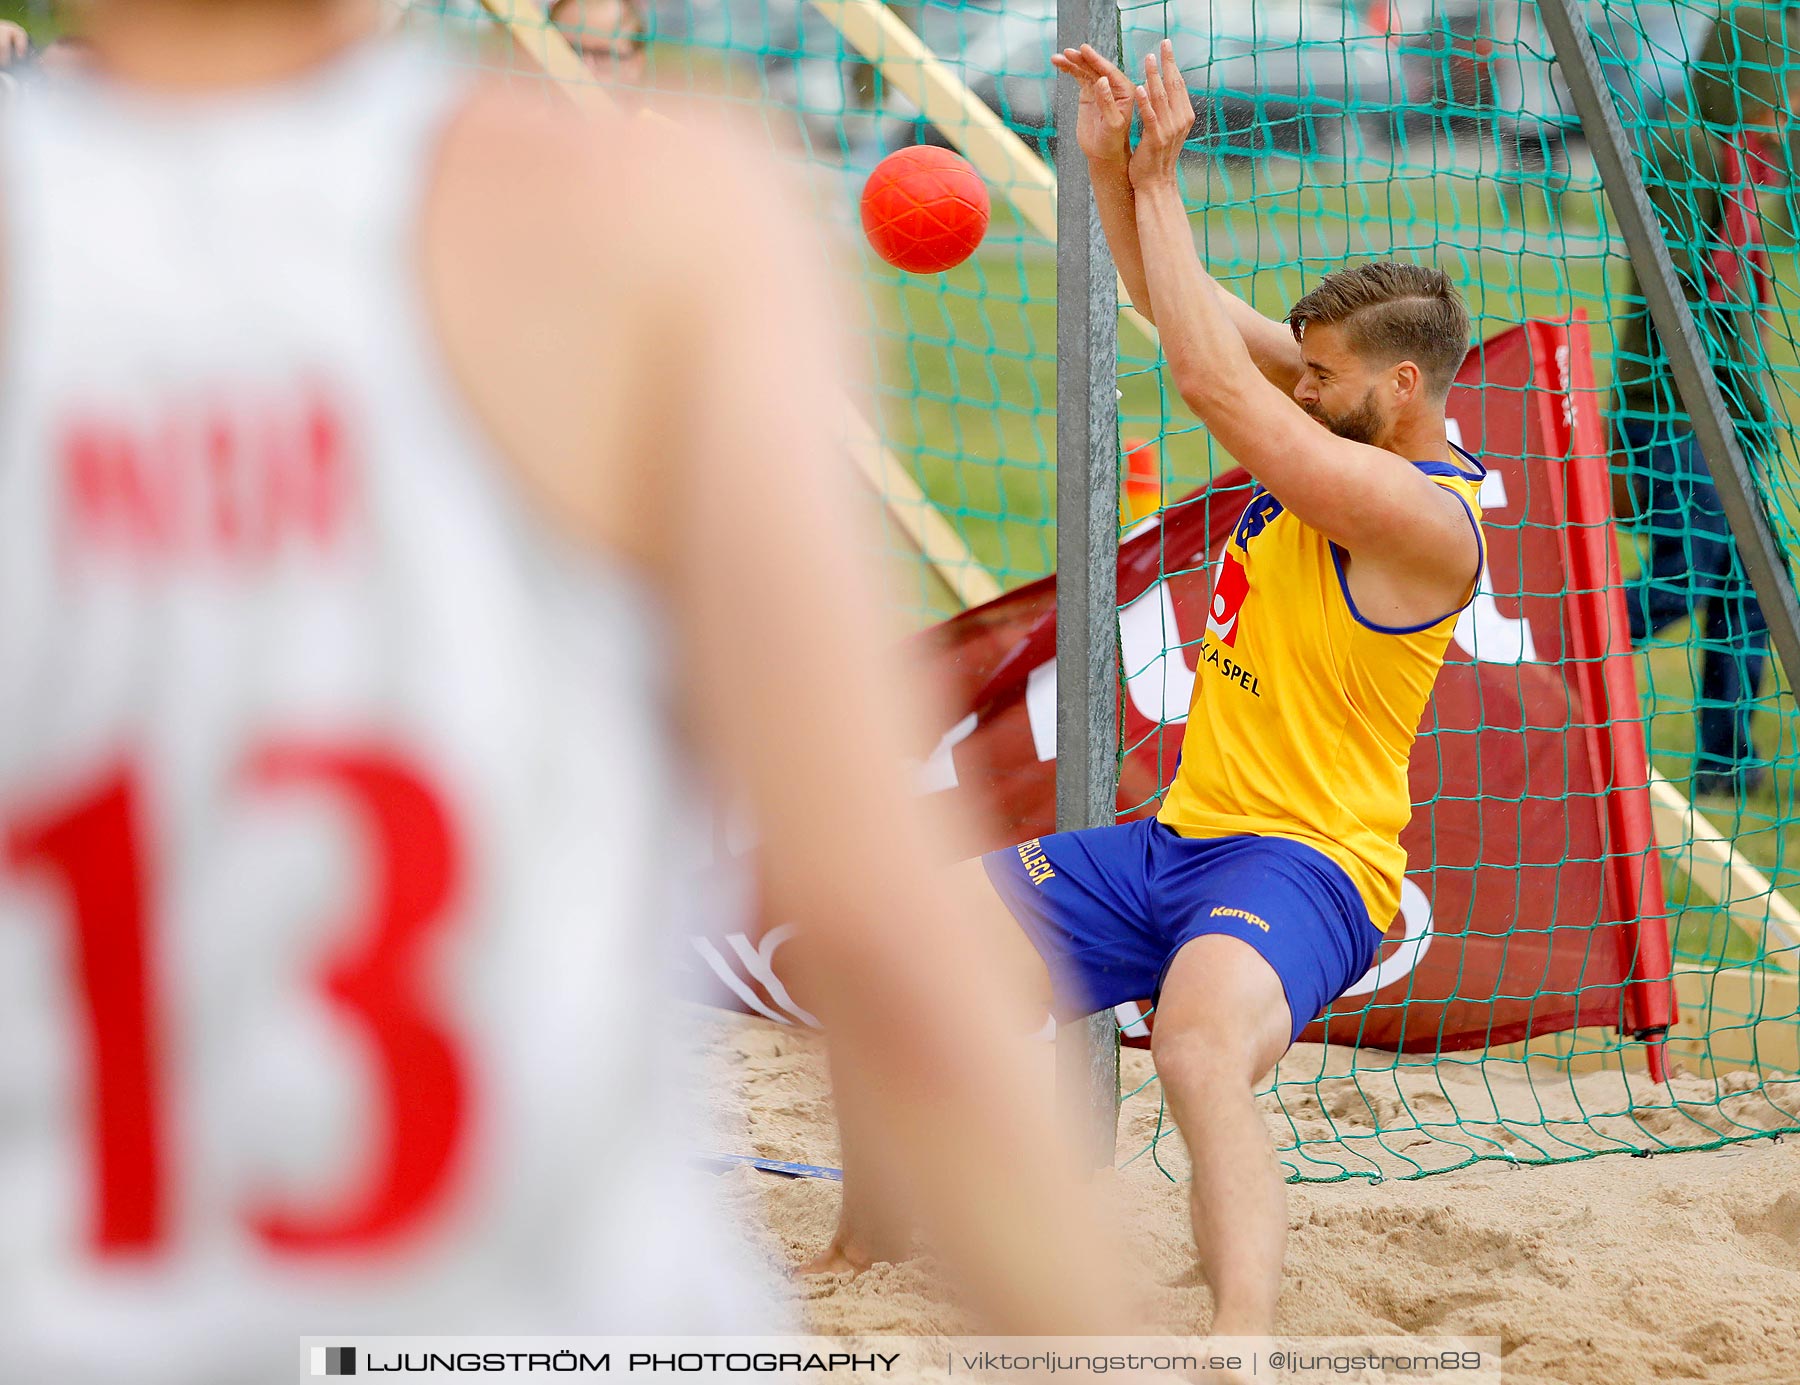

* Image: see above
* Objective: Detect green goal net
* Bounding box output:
[356,0,1800,1180]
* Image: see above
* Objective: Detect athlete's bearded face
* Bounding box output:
[1302,384,1385,446]
[1291,322,1399,449]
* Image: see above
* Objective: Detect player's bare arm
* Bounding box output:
[1052,42,1304,392]
[1051,46,1147,312]
[425,88,1135,1336]
[1126,42,1479,629]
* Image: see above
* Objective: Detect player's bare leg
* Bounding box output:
[1149,935,1293,1338]
[803,856,1057,1276]
[799,1039,917,1275]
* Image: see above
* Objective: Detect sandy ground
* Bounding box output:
[692,1008,1800,1385]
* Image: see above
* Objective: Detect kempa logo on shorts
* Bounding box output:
[310,1347,356,1377]
[1210,905,1269,932]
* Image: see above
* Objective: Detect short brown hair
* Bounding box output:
[1285,262,1471,396]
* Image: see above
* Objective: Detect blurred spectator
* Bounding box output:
[0,21,26,69]
[549,0,646,85]
[1611,0,1800,800]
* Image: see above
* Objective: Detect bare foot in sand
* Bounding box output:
[797,1227,913,1276]
[797,1238,872,1276]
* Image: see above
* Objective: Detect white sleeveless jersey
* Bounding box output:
[0,42,773,1381]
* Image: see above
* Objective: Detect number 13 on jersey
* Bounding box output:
[6,746,470,1258]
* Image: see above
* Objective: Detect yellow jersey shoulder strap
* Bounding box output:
[1326,447,1486,635]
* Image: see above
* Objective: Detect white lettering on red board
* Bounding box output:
[1016,577,1200,770]
[1449,438,1539,664]
[918,714,978,794]
[1340,875,1435,999]
[1121,579,1199,724]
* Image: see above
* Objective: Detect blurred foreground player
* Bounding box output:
[0,1,1130,1378]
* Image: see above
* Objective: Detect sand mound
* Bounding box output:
[694,1009,1800,1385]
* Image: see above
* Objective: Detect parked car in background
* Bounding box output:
[650,0,1715,177]
[888,0,1407,160]
[1380,0,1710,171]
[1184,0,1410,158]
[884,0,1708,170]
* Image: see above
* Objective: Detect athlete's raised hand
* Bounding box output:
[1130,39,1196,190]
[1050,43,1135,167]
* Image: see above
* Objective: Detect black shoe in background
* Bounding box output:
[1692,765,1769,801]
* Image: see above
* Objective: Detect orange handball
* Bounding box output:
[860,147,991,274]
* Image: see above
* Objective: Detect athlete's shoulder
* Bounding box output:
[419,81,834,570]
[433,81,805,290]
[431,81,643,270]
[1408,445,1485,511]
[1413,444,1484,484]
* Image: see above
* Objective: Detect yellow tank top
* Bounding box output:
[1156,451,1486,931]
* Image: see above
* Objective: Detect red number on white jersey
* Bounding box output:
[6,748,468,1258]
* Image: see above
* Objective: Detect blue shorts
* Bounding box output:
[983,819,1383,1047]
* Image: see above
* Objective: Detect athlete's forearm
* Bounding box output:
[1090,156,1153,322]
[1133,176,1264,418]
[1100,156,1311,396]
[1212,281,1304,394]
[1131,179,1462,558]
[1133,177,1367,518]
[1103,159,1302,387]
